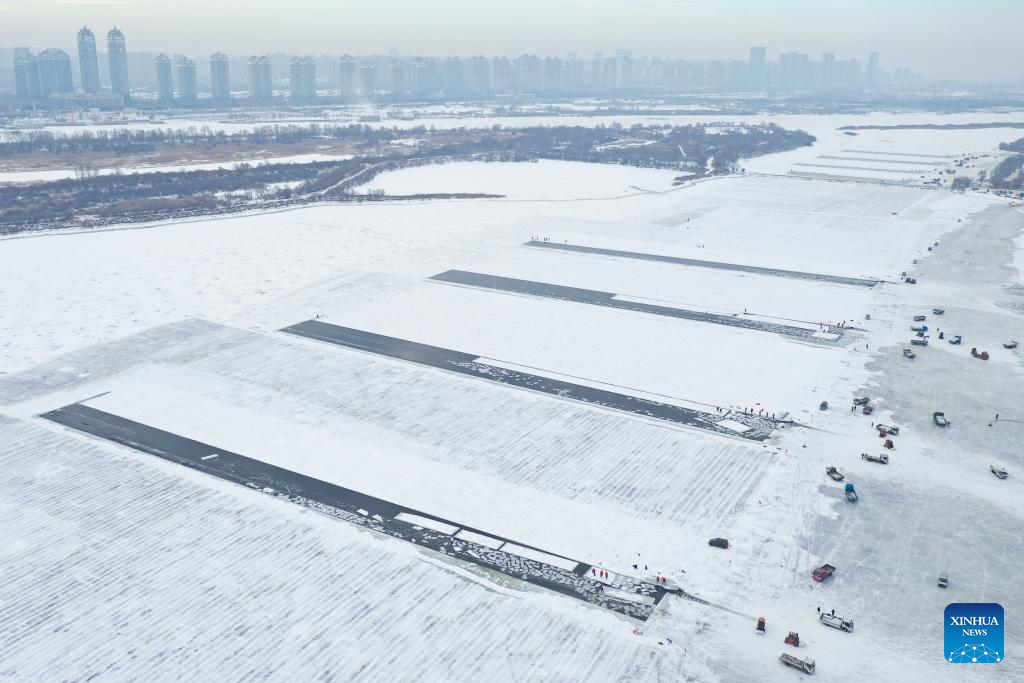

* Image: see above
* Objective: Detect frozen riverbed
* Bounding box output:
[1,117,1022,681]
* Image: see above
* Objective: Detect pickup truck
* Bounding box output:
[779,653,816,674]
[812,563,836,582]
[991,465,1008,480]
[819,613,854,632]
[910,338,928,346]
[826,466,844,481]
[934,412,948,427]
[861,452,889,464]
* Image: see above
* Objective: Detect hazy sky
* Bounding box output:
[1,0,1021,81]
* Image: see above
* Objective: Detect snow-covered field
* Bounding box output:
[1,115,1023,682]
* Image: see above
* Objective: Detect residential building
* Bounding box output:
[107,27,130,99]
[248,55,272,99]
[154,54,173,101]
[13,53,40,99]
[288,56,316,99]
[37,48,74,97]
[358,60,376,100]
[209,52,230,100]
[176,56,197,101]
[748,46,767,89]
[77,27,100,94]
[338,55,356,99]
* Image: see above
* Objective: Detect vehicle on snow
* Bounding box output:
[861,404,874,415]
[949,335,962,345]
[913,315,927,322]
[708,537,729,549]
[876,424,899,436]
[819,400,829,411]
[971,347,990,360]
[903,348,916,358]
[861,452,889,464]
[812,564,836,582]
[933,308,945,315]
[826,466,844,482]
[852,397,870,406]
[911,325,928,332]
[883,438,894,449]
[779,653,815,674]
[819,613,854,632]
[905,277,917,284]
[938,572,949,589]
[785,631,801,646]
[844,483,858,502]
[934,412,948,427]
[991,465,1008,479]
[911,338,928,346]
[1004,341,1018,349]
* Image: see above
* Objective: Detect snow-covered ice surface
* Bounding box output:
[1,114,1023,681]
[363,159,682,199]
[0,152,354,184]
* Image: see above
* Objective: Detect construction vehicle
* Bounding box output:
[779,653,815,674]
[819,613,854,632]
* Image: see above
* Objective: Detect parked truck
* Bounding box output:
[844,483,858,502]
[826,466,844,482]
[812,563,836,582]
[779,653,816,674]
[861,452,889,464]
[819,613,854,632]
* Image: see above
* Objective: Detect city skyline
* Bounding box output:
[11,28,928,107]
[0,0,1020,82]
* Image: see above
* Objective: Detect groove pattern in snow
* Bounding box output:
[1,415,723,681]
[280,320,777,441]
[41,403,667,620]
[430,269,835,341]
[524,240,880,287]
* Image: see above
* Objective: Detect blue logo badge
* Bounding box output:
[945,603,1003,663]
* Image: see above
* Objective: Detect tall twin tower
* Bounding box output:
[75,26,130,99]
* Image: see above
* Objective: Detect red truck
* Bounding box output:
[812,563,836,582]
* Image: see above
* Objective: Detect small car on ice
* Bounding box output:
[933,412,948,427]
[708,537,729,549]
[812,563,836,582]
[991,465,1008,479]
